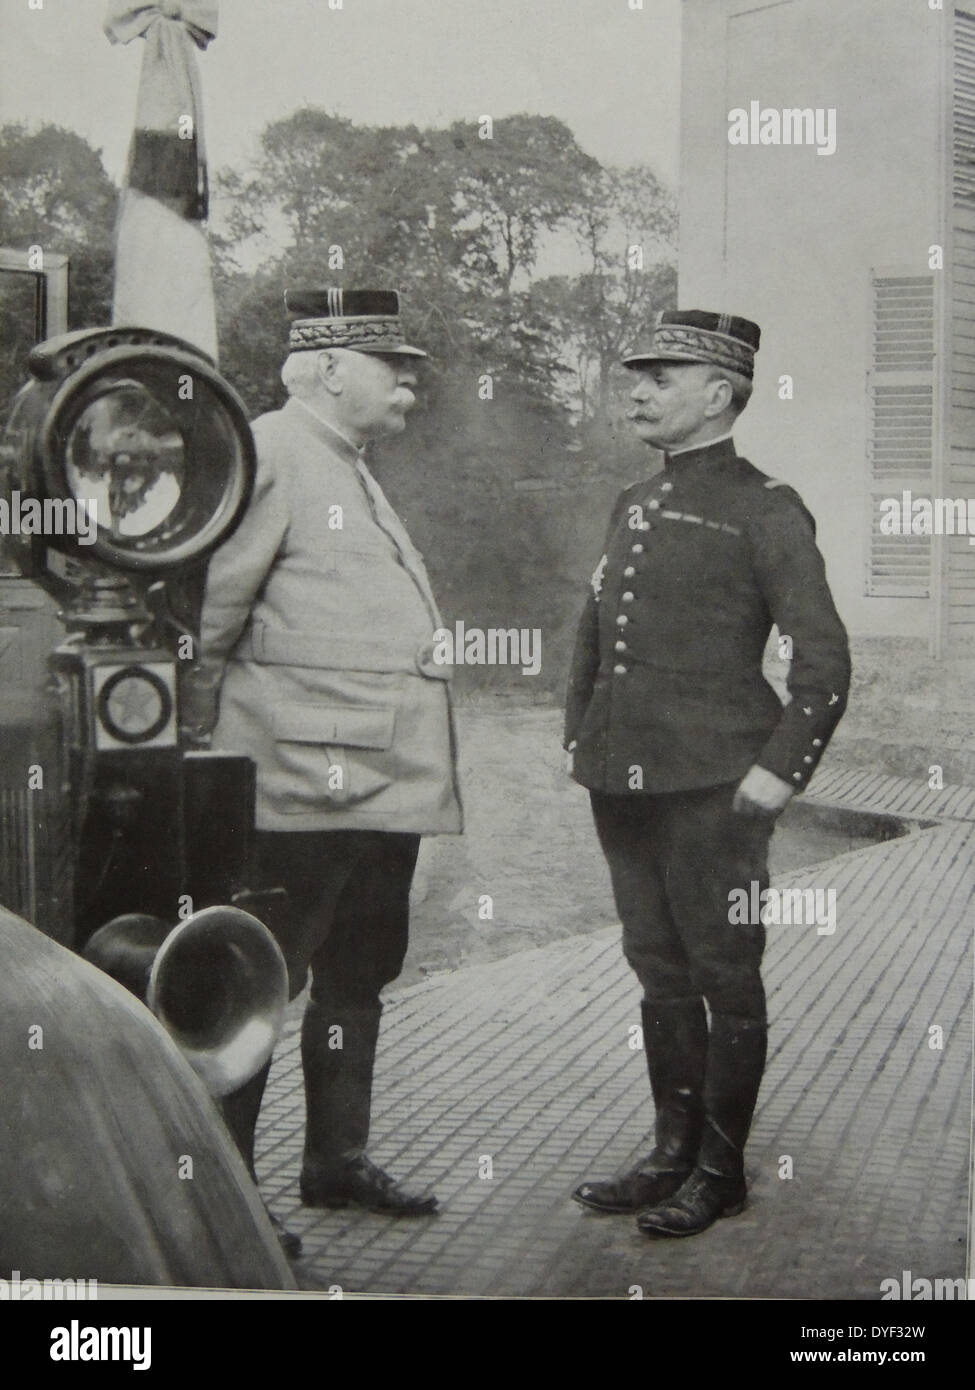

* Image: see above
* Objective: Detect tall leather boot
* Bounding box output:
[220,1062,302,1258]
[299,1000,437,1216]
[638,1013,767,1237]
[573,997,708,1213]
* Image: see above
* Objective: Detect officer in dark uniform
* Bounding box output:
[565,310,851,1237]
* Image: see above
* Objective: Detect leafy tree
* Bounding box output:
[212,110,602,400]
[536,164,678,427]
[0,123,117,404]
[438,115,601,292]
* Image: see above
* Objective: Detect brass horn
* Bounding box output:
[81,906,288,1097]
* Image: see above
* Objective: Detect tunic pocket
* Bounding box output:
[270,704,398,811]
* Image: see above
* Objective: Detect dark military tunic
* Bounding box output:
[565,437,851,794]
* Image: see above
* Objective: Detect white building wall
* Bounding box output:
[679,0,943,639]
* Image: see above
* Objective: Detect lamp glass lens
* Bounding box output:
[65,381,185,540]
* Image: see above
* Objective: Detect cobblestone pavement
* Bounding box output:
[253,746,974,1299]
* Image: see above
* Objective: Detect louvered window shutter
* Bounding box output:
[955,9,975,210]
[868,502,933,598]
[866,273,935,597]
[953,10,975,467]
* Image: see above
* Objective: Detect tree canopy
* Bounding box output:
[212,110,676,420]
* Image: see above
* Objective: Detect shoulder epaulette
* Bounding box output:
[763,478,790,490]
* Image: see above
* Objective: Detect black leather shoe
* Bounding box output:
[265,1206,303,1258]
[572,1155,691,1214]
[300,1153,438,1216]
[636,1167,746,1237]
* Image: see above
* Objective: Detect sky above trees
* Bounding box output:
[0,0,681,185]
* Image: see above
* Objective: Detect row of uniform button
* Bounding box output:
[614,592,632,671]
[792,736,824,781]
[610,473,828,789]
[612,481,674,673]
[613,564,639,672]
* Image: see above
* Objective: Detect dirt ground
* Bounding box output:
[399,702,874,989]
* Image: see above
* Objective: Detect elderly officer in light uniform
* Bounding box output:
[566,310,850,1238]
[184,290,462,1226]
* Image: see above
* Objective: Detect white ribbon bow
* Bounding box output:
[104,1,218,50]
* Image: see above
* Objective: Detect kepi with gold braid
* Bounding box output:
[285,288,428,358]
[623,309,761,380]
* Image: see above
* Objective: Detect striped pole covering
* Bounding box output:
[104,2,220,360]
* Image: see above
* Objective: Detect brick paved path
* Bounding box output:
[256,797,974,1299]
[809,765,975,823]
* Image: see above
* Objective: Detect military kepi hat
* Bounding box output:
[285,288,428,358]
[622,309,761,380]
